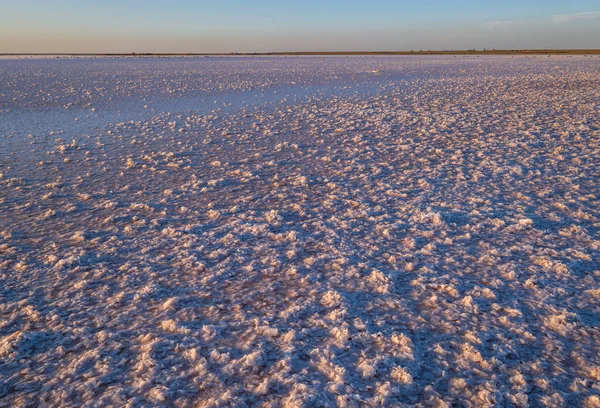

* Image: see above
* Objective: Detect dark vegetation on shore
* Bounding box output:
[3,49,600,57]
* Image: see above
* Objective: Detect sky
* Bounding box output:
[1,0,599,53]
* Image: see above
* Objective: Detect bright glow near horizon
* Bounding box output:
[1,0,599,53]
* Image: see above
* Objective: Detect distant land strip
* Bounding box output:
[2,49,600,57]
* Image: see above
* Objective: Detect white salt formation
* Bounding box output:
[0,55,599,406]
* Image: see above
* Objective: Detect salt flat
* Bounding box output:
[1,56,599,407]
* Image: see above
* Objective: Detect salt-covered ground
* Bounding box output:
[1,56,600,407]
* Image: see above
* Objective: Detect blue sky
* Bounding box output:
[1,0,599,52]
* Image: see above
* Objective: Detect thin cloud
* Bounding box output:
[485,11,600,30]
[552,11,600,24]
[484,18,538,30]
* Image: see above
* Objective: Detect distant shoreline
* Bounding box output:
[2,49,600,57]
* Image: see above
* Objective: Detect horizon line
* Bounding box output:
[2,49,600,57]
